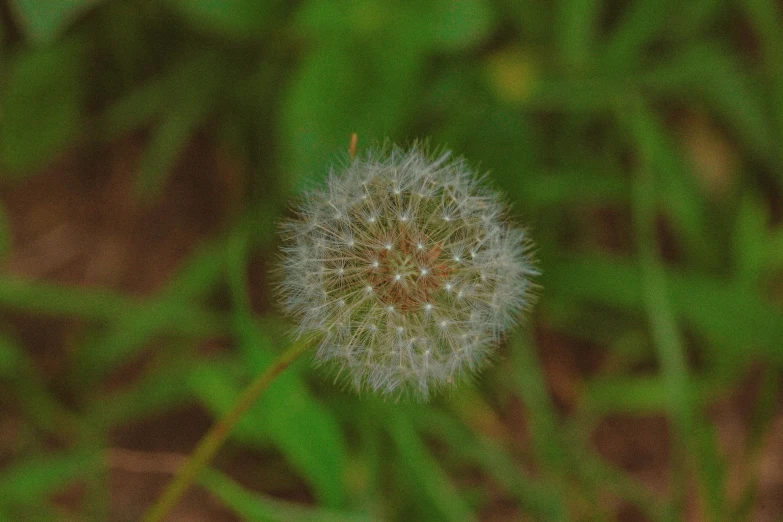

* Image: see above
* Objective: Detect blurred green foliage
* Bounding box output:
[1,0,782,520]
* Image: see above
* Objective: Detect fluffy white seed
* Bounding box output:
[279,145,537,400]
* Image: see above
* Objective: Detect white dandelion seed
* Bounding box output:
[279,144,537,400]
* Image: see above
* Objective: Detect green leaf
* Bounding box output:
[458,106,537,198]
[98,51,235,142]
[0,332,84,441]
[732,367,780,521]
[567,445,669,521]
[0,39,86,176]
[0,275,225,339]
[190,334,347,507]
[295,0,494,52]
[515,168,628,208]
[742,0,783,162]
[0,451,99,509]
[524,76,623,113]
[640,44,776,162]
[510,332,568,469]
[199,468,372,522]
[603,0,677,70]
[416,408,568,520]
[632,161,726,519]
[279,42,421,193]
[198,222,347,507]
[585,376,717,414]
[246,328,347,507]
[0,501,64,522]
[0,240,228,390]
[0,276,133,320]
[90,351,196,426]
[542,254,783,362]
[9,0,104,43]
[766,228,783,270]
[742,0,783,76]
[187,361,264,442]
[165,0,282,40]
[0,332,23,377]
[385,410,475,522]
[419,0,495,52]
[134,97,207,198]
[134,52,226,199]
[96,73,171,141]
[501,0,552,42]
[588,376,678,414]
[71,239,228,379]
[619,101,709,262]
[733,195,769,282]
[293,0,392,41]
[556,0,601,69]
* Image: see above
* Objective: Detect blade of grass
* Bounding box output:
[732,367,781,521]
[0,37,86,176]
[603,0,676,71]
[742,0,783,172]
[0,275,225,337]
[523,168,629,208]
[670,0,726,38]
[524,76,624,113]
[9,0,103,44]
[733,194,771,284]
[584,375,721,415]
[623,99,710,264]
[82,430,109,522]
[511,331,612,519]
[96,51,223,141]
[630,101,726,520]
[141,337,312,522]
[2,502,76,522]
[223,218,347,507]
[562,424,671,522]
[0,450,100,511]
[0,331,84,443]
[128,51,225,199]
[556,0,601,70]
[415,407,568,521]
[87,346,197,426]
[0,333,105,519]
[639,43,776,164]
[199,468,372,522]
[385,409,475,522]
[134,86,213,199]
[0,330,23,378]
[540,254,783,362]
[511,332,568,469]
[71,238,229,380]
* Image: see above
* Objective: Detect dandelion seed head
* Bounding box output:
[279,144,537,400]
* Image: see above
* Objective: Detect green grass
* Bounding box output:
[1,0,782,520]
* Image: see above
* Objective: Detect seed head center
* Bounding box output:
[367,233,452,312]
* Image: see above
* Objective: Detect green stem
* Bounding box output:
[140,339,311,522]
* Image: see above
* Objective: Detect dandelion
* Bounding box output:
[141,144,537,520]
[280,145,537,399]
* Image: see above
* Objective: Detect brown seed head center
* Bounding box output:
[367,233,452,312]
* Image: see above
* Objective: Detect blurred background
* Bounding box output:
[1,0,782,520]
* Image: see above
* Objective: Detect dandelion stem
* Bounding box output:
[348,132,358,159]
[140,338,312,522]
